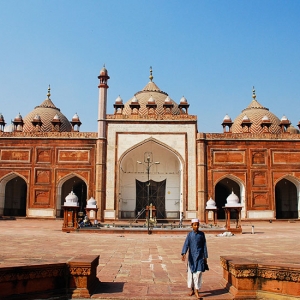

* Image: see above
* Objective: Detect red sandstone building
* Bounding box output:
[0,67,299,221]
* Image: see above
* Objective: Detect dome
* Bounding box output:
[225,191,242,207]
[131,96,138,103]
[122,69,180,116]
[22,86,72,132]
[115,96,123,104]
[231,89,281,134]
[72,113,80,121]
[148,96,156,104]
[64,191,79,206]
[287,125,299,134]
[164,96,172,103]
[223,114,232,122]
[4,123,14,132]
[180,96,187,103]
[87,197,97,208]
[99,66,108,76]
[206,197,217,209]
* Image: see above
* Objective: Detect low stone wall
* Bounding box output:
[0,255,99,299]
[220,256,300,299]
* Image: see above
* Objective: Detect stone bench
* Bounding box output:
[0,255,99,299]
[220,255,300,299]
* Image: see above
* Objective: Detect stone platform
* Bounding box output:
[0,218,299,299]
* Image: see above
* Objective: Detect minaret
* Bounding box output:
[97,66,110,138]
[96,66,110,221]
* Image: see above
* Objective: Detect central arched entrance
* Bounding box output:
[118,139,183,221]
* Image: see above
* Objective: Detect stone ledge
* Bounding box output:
[220,256,300,299]
[0,255,100,299]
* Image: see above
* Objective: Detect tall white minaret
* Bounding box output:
[96,66,110,221]
[97,66,110,138]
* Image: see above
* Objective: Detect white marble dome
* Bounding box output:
[206,197,217,209]
[225,191,242,207]
[86,197,97,208]
[64,191,79,206]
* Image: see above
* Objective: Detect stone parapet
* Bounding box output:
[205,132,300,140]
[0,132,97,138]
[0,255,100,299]
[220,255,300,299]
[106,113,197,121]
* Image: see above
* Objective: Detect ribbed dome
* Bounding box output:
[23,87,72,132]
[231,89,281,134]
[122,70,180,116]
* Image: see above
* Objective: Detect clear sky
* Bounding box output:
[1,0,300,133]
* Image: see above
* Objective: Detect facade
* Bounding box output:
[0,68,299,221]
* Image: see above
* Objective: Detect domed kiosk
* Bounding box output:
[85,197,98,223]
[205,197,218,225]
[223,191,243,233]
[62,191,79,232]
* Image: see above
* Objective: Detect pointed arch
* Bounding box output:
[214,174,246,219]
[0,172,28,216]
[275,175,300,219]
[116,137,185,220]
[56,173,88,217]
[119,137,185,166]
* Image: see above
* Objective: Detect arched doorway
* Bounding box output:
[57,175,87,217]
[1,175,27,216]
[275,179,298,219]
[215,178,241,219]
[118,139,183,220]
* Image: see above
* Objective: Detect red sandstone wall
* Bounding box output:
[0,137,97,216]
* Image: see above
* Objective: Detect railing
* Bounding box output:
[133,208,146,222]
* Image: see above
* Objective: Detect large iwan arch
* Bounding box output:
[117,138,184,220]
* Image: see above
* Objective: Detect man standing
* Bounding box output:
[181,218,208,299]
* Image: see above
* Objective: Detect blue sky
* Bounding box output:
[0,0,300,133]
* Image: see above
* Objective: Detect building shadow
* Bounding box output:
[93,281,125,294]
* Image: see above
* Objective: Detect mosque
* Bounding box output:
[0,66,299,222]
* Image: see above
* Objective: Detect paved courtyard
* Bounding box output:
[0,218,299,299]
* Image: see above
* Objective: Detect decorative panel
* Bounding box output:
[35,169,51,184]
[273,151,300,164]
[58,150,89,163]
[1,150,30,162]
[213,150,245,164]
[36,149,51,163]
[252,171,267,186]
[252,151,266,165]
[252,192,268,207]
[34,190,50,205]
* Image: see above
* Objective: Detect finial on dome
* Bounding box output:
[47,85,51,99]
[149,66,153,82]
[252,86,256,100]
